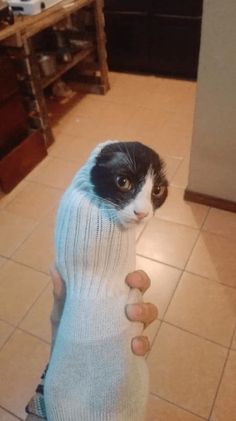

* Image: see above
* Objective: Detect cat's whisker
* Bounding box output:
[100,198,121,210]
[123,143,135,173]
[116,142,135,173]
[131,143,137,172]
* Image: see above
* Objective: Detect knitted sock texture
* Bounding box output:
[44,156,149,420]
[26,365,48,419]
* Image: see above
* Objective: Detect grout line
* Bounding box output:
[199,204,211,230]
[4,221,46,262]
[207,323,236,420]
[0,279,51,353]
[9,258,51,277]
[0,326,15,354]
[154,215,200,232]
[0,405,23,420]
[135,221,149,244]
[15,279,51,329]
[0,318,15,329]
[149,392,208,420]
[162,320,230,351]
[5,197,58,263]
[184,268,236,291]
[16,327,51,346]
[161,270,184,321]
[165,157,184,184]
[25,178,64,193]
[200,225,236,243]
[145,319,163,360]
[182,226,201,273]
[207,351,230,420]
[136,252,184,272]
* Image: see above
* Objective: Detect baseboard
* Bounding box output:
[184,189,236,213]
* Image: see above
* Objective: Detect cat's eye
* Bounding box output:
[115,176,132,192]
[152,185,166,198]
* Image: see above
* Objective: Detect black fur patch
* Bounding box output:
[90,142,168,210]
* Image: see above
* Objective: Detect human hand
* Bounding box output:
[50,265,158,357]
[125,270,158,356]
[50,264,65,299]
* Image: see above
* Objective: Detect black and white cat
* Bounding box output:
[44,140,168,421]
[91,141,167,225]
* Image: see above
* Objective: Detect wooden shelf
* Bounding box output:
[0,0,109,149]
[42,46,94,88]
[0,0,94,43]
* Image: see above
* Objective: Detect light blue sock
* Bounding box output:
[44,142,149,420]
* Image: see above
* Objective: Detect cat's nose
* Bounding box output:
[134,210,149,220]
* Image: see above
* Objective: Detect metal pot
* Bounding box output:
[38,54,56,77]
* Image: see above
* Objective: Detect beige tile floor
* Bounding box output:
[0,72,236,420]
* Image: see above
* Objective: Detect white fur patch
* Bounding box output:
[118,170,154,226]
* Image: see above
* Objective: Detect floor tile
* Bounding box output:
[144,320,161,349]
[5,182,61,222]
[12,210,55,274]
[0,210,36,258]
[148,323,227,418]
[0,408,19,420]
[135,221,148,241]
[28,156,78,190]
[146,395,204,421]
[126,106,169,141]
[20,283,53,343]
[137,218,199,269]
[0,179,27,210]
[25,155,51,181]
[0,257,6,268]
[68,95,108,119]
[171,156,190,189]
[51,122,63,138]
[156,186,209,229]
[51,130,76,144]
[98,100,137,127]
[232,330,236,350]
[165,272,236,346]
[49,134,98,166]
[91,122,139,143]
[0,330,49,419]
[203,208,236,240]
[74,98,138,142]
[51,112,94,138]
[136,256,181,319]
[210,350,236,421]
[186,232,236,288]
[107,71,119,86]
[155,122,193,159]
[143,78,194,114]
[56,111,114,142]
[163,156,183,184]
[105,73,160,108]
[0,261,49,326]
[0,321,14,350]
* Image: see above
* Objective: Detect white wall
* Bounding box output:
[187,0,236,201]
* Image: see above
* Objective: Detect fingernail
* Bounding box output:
[126,304,143,320]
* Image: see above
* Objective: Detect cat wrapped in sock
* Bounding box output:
[44,140,168,421]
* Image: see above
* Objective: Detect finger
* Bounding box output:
[125,270,151,294]
[131,336,150,356]
[50,266,65,299]
[126,303,158,328]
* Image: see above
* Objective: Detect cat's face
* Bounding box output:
[90,142,168,226]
